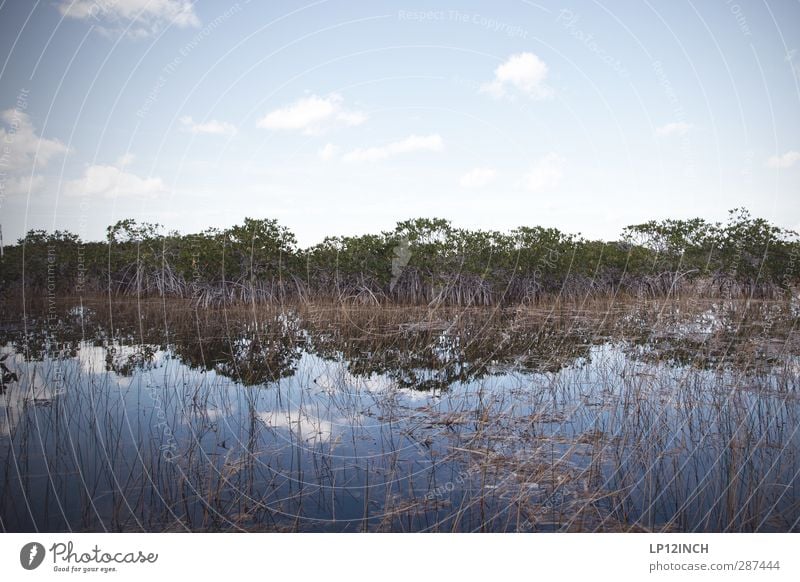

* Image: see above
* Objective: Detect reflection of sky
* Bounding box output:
[258,410,334,443]
[79,343,170,387]
[1,350,63,436]
[2,317,799,532]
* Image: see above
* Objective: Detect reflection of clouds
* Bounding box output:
[258,409,333,442]
[19,361,62,400]
[203,408,226,422]
[78,345,107,375]
[314,367,393,395]
[116,376,133,388]
[0,354,25,436]
[0,354,61,437]
[77,342,166,377]
[314,364,431,403]
[180,403,232,426]
[0,385,24,437]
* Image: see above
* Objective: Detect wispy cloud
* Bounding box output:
[767,150,800,169]
[65,155,166,199]
[179,116,236,136]
[460,167,496,189]
[57,0,200,37]
[342,134,444,163]
[524,153,565,192]
[480,52,552,100]
[655,122,693,137]
[257,94,366,135]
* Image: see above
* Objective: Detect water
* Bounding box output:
[0,300,798,532]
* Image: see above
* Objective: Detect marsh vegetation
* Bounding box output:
[1,297,797,532]
[2,208,798,305]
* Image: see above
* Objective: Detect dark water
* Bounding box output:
[1,300,798,532]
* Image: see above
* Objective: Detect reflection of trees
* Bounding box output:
[615,302,798,371]
[306,317,600,391]
[0,307,304,386]
[0,355,18,391]
[1,315,83,362]
[1,300,796,388]
[623,334,791,371]
[173,329,302,386]
[105,344,158,376]
[169,313,304,385]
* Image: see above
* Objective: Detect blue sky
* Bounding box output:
[0,0,798,246]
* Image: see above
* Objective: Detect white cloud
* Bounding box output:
[767,150,800,169]
[58,0,199,37]
[0,109,68,171]
[480,52,552,100]
[65,156,166,199]
[342,134,443,163]
[318,143,338,161]
[460,167,496,189]
[0,109,67,198]
[655,122,693,137]
[179,116,236,136]
[524,153,565,192]
[257,94,366,135]
[336,110,368,126]
[0,175,45,197]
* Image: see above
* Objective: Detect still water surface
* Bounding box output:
[1,300,798,531]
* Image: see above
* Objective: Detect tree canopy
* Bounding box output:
[3,209,797,305]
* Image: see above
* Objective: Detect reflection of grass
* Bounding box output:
[0,297,798,532]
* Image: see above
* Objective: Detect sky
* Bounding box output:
[0,0,798,247]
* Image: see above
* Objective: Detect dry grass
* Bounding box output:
[0,296,797,532]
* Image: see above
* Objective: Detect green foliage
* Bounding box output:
[2,210,798,304]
